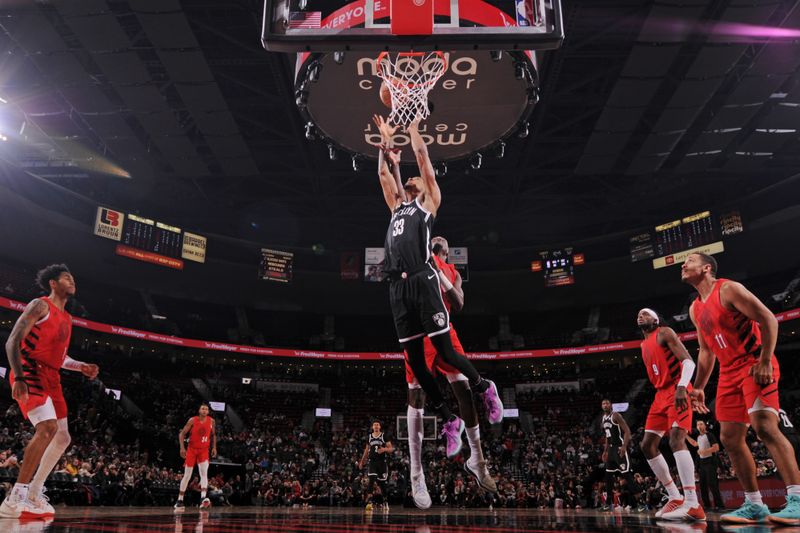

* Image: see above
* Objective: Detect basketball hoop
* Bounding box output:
[377,51,447,127]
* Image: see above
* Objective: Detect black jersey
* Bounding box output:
[602,413,624,447]
[384,198,434,275]
[368,432,387,465]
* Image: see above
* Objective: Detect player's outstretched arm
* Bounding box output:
[373,115,404,212]
[721,280,779,385]
[4,298,49,403]
[407,120,440,213]
[689,305,715,414]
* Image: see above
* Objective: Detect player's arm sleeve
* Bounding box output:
[62,356,85,371]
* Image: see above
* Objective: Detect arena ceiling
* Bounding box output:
[1,0,800,255]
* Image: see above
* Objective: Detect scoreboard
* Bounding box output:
[122,215,182,259]
[531,249,585,287]
[259,248,294,283]
[94,207,207,270]
[627,210,741,269]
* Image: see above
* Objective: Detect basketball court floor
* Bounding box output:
[2,507,778,533]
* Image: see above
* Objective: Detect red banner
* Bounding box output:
[0,296,797,361]
[116,244,184,270]
[720,475,788,508]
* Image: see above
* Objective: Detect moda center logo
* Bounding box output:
[299,50,535,162]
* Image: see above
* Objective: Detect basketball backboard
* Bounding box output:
[262,0,564,52]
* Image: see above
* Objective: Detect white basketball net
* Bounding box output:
[377,52,447,127]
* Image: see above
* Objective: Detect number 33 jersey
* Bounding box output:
[384,198,434,276]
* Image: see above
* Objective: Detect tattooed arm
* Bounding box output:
[4,298,49,403]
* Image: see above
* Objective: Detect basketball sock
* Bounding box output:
[198,461,209,499]
[674,450,698,506]
[646,454,681,500]
[29,418,71,501]
[745,491,763,505]
[179,466,193,494]
[604,473,614,507]
[788,485,800,497]
[470,378,489,394]
[465,426,484,463]
[10,483,29,502]
[178,494,184,502]
[407,406,425,481]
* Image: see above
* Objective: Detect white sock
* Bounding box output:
[788,485,800,497]
[647,455,681,500]
[10,483,29,502]
[407,405,424,481]
[673,450,698,506]
[745,491,763,505]
[179,466,193,495]
[465,426,484,463]
[198,461,209,499]
[29,419,71,501]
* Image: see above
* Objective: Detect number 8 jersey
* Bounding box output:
[384,198,434,276]
[691,278,763,374]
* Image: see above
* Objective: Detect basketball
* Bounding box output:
[379,81,392,108]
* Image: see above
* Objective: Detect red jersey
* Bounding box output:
[640,327,679,390]
[691,278,763,374]
[16,297,72,372]
[188,416,214,449]
[433,255,458,313]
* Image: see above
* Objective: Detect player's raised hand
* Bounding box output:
[689,388,709,414]
[387,149,401,167]
[406,117,421,133]
[81,363,100,380]
[372,114,398,144]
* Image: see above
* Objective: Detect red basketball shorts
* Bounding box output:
[404,324,465,386]
[185,447,210,467]
[716,355,780,424]
[645,386,692,435]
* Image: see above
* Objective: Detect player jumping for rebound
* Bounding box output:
[636,308,704,521]
[684,252,800,524]
[372,114,503,509]
[403,236,498,508]
[175,403,217,510]
[0,264,99,520]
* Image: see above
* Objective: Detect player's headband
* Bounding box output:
[639,308,659,324]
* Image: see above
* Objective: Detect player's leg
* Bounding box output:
[603,471,616,511]
[406,383,432,509]
[404,337,452,421]
[419,275,503,424]
[427,333,503,422]
[719,421,768,523]
[0,397,58,518]
[661,427,704,521]
[27,389,68,516]
[198,459,211,508]
[176,450,196,509]
[642,398,684,512]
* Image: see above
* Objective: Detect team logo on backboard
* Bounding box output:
[433,312,446,327]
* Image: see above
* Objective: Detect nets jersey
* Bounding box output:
[384,198,434,275]
[691,278,763,374]
[602,413,623,447]
[188,416,213,450]
[641,327,680,390]
[368,432,387,465]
